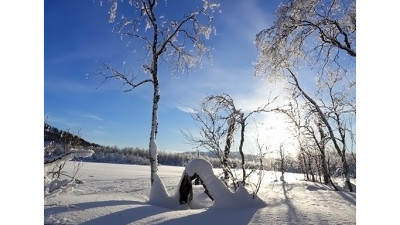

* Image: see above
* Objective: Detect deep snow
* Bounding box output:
[149,159,266,209]
[44,162,356,224]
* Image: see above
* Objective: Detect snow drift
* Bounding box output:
[149,159,266,209]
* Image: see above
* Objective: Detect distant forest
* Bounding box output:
[44,123,354,176]
[43,123,260,169]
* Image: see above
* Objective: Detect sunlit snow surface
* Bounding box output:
[44,162,355,225]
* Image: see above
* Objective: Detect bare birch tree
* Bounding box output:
[182,94,234,185]
[98,0,219,186]
[273,85,340,189]
[184,93,275,187]
[252,128,269,198]
[207,94,275,186]
[304,111,339,190]
[316,70,356,189]
[288,70,352,190]
[255,0,355,191]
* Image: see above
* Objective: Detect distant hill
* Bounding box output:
[44,123,100,148]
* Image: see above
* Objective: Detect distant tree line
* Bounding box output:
[44,123,355,179]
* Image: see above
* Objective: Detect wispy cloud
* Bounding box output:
[175,105,196,114]
[83,113,104,121]
[64,110,105,121]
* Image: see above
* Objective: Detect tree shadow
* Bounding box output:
[305,181,356,206]
[329,181,356,206]
[306,184,329,191]
[44,200,143,215]
[69,200,261,225]
[336,190,356,206]
[156,207,261,225]
[80,204,169,225]
[282,181,299,224]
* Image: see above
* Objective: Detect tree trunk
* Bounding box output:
[315,156,322,183]
[308,157,315,182]
[222,117,235,180]
[342,154,353,192]
[149,74,160,186]
[299,161,306,180]
[238,117,246,184]
[322,159,330,185]
[320,150,334,188]
[302,152,310,181]
[316,123,331,185]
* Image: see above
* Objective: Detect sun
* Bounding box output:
[244,113,298,156]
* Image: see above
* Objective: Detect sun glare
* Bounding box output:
[244,113,298,157]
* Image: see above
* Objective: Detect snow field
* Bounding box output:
[44,162,355,224]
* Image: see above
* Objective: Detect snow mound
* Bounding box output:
[183,159,266,209]
[148,159,266,209]
[149,173,184,209]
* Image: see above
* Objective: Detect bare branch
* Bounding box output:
[98,63,153,92]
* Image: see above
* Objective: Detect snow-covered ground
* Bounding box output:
[44,162,356,225]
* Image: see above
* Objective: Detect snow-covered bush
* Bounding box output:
[44,147,94,201]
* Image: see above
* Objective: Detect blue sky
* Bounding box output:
[45,0,289,153]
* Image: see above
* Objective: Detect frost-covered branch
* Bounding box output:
[255,0,356,77]
[44,148,94,169]
[44,146,94,201]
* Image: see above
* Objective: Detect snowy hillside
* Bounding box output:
[44,162,356,225]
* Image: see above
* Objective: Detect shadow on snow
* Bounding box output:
[44,200,142,215]
[282,181,299,224]
[157,207,261,225]
[80,204,168,225]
